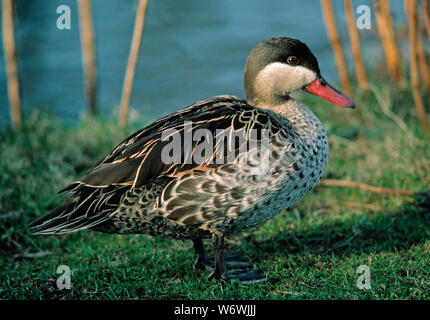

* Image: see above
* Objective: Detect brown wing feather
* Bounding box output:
[75,96,265,189]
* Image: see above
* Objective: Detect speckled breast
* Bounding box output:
[218,108,329,235]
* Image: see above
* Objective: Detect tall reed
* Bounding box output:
[343,0,367,89]
[78,0,98,114]
[119,0,148,129]
[405,0,429,134]
[2,0,21,128]
[375,0,402,83]
[320,0,351,95]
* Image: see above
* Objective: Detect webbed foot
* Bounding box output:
[208,269,268,284]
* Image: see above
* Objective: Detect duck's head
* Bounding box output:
[244,37,355,109]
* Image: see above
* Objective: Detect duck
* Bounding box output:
[30,37,354,283]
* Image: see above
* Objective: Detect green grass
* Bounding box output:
[0,82,429,299]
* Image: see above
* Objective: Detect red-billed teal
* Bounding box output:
[30,37,355,283]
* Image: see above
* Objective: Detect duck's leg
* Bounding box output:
[192,238,211,270]
[207,233,268,284]
[207,233,227,280]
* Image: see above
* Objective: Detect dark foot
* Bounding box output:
[206,233,267,284]
[194,251,254,270]
[223,253,254,270]
[208,269,269,284]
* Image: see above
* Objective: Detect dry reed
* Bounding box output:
[320,0,351,96]
[375,0,402,83]
[2,0,21,128]
[343,0,367,89]
[119,0,148,129]
[405,0,429,134]
[78,0,98,114]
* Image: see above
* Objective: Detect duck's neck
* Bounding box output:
[257,97,326,141]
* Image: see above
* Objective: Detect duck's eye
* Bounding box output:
[287,56,298,65]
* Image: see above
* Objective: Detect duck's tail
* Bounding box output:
[29,184,127,234]
[29,203,74,234]
[29,200,114,235]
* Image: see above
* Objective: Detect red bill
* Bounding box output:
[304,77,355,108]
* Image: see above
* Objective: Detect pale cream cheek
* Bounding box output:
[254,63,317,98]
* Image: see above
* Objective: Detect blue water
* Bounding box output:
[0,0,408,126]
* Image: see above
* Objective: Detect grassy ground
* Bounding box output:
[0,82,429,299]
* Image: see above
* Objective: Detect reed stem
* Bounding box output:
[343,0,367,89]
[320,0,351,96]
[375,0,402,83]
[416,19,430,100]
[405,0,429,134]
[422,0,430,40]
[119,0,148,129]
[78,0,97,114]
[2,0,21,128]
